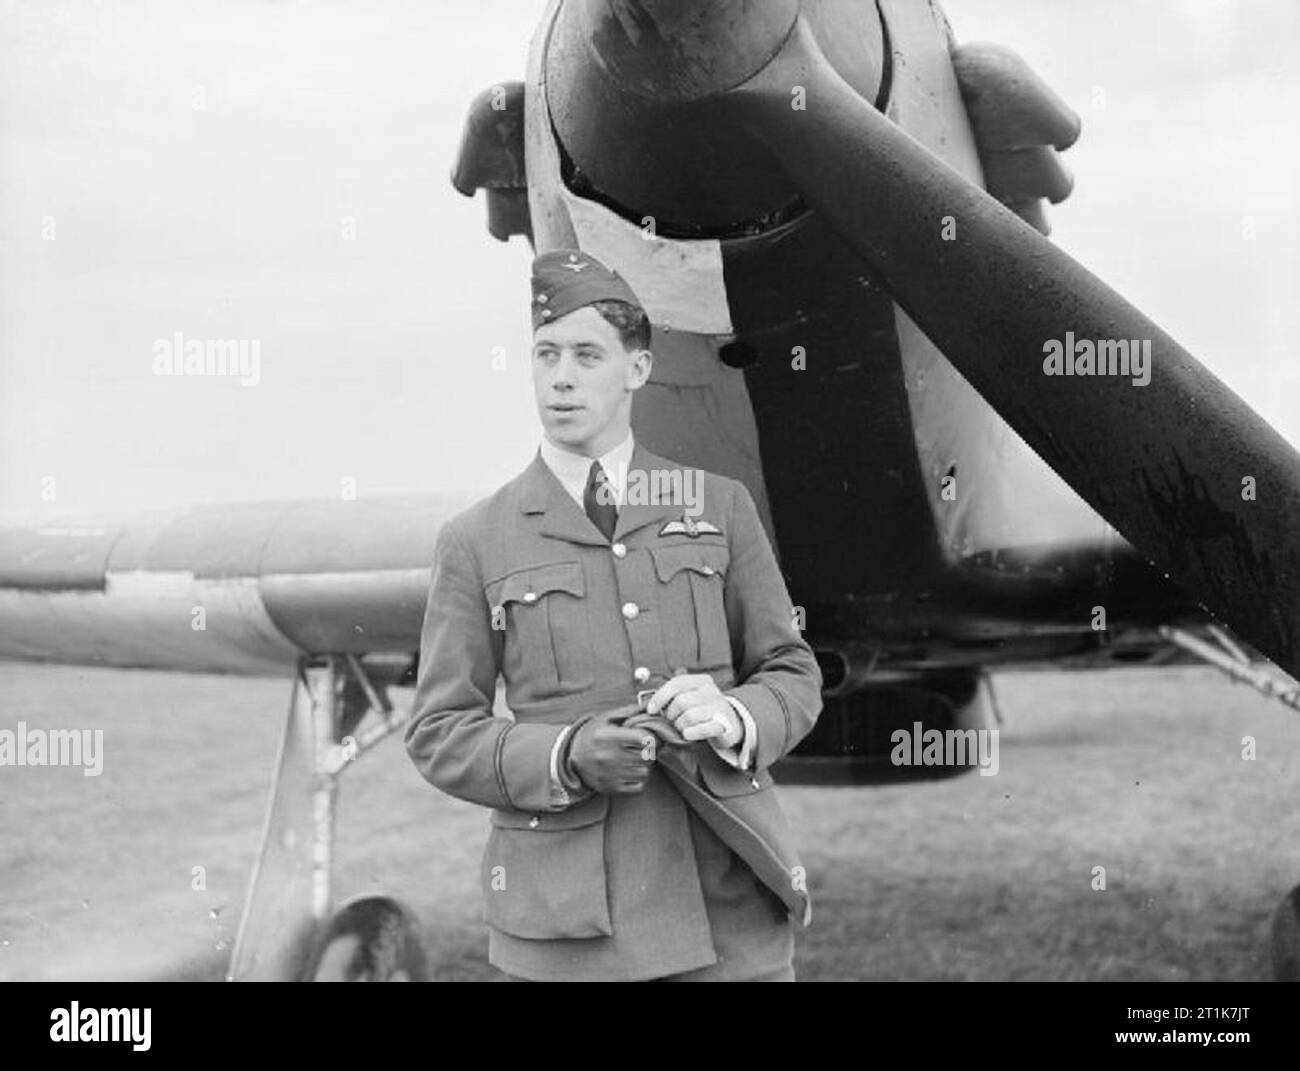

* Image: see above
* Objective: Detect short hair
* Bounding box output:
[590,299,651,352]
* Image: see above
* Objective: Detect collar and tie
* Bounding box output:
[583,460,618,541]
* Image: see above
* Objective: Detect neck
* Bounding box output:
[546,424,630,459]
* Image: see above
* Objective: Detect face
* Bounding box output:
[532,304,652,457]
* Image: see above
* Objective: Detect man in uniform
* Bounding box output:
[405,249,823,981]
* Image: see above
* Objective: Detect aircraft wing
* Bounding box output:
[0,492,482,676]
[0,487,1240,684]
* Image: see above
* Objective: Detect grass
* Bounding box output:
[0,662,1296,981]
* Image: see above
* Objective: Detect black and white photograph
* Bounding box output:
[1,0,1297,1022]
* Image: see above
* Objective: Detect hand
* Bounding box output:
[566,713,657,796]
[646,674,741,748]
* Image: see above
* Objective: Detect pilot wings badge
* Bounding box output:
[659,514,721,538]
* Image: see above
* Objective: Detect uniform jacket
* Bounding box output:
[405,442,823,979]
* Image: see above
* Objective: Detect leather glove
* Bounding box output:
[564,707,658,796]
[622,710,688,747]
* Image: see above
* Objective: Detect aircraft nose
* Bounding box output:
[568,0,798,102]
[544,0,831,233]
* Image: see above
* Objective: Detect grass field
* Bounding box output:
[1,662,1296,981]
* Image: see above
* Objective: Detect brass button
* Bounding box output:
[633,666,650,684]
[528,816,540,829]
[612,542,627,558]
[621,602,639,620]
[523,591,537,604]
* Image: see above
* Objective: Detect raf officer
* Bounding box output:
[405,249,823,981]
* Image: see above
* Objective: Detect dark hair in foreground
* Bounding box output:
[590,299,652,352]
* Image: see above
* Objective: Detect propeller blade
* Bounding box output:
[553,4,1294,675]
[720,16,1299,675]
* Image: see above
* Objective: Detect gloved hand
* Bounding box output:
[645,673,742,748]
[622,710,687,747]
[564,708,658,796]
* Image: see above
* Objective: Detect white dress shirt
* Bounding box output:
[536,431,756,796]
[539,429,636,510]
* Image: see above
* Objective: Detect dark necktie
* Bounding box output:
[583,460,618,541]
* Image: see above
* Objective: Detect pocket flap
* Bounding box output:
[649,544,729,584]
[490,791,608,831]
[489,560,585,608]
[483,791,612,940]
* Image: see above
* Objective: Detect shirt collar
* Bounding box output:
[539,430,635,508]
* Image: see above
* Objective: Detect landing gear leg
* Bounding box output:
[227,657,343,981]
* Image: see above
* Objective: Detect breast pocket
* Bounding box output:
[481,794,612,940]
[486,561,593,696]
[648,542,732,671]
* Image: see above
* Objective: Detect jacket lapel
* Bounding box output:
[611,443,687,543]
[520,450,611,548]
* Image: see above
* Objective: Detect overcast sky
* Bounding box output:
[1,0,1295,524]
